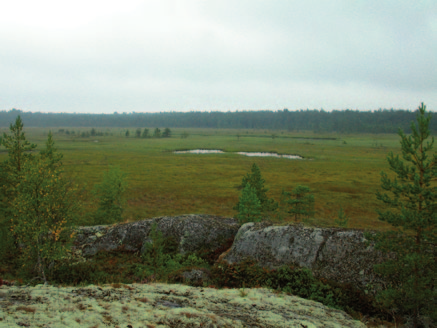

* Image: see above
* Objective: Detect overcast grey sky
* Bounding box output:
[1,0,436,113]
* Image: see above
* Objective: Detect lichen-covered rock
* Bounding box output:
[0,282,367,327]
[221,222,390,293]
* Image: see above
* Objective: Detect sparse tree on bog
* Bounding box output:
[153,128,161,138]
[335,206,349,228]
[125,130,130,137]
[92,166,128,225]
[367,103,436,325]
[162,128,171,138]
[234,163,278,216]
[135,128,142,138]
[236,183,262,224]
[280,185,315,222]
[142,128,150,138]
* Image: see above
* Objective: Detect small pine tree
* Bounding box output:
[280,185,315,222]
[142,128,149,138]
[236,183,262,224]
[0,116,38,262]
[140,221,171,279]
[39,131,63,171]
[125,130,130,137]
[135,128,142,138]
[334,206,349,228]
[1,115,37,174]
[366,103,436,325]
[234,163,278,215]
[153,128,161,138]
[92,166,128,225]
[162,128,171,138]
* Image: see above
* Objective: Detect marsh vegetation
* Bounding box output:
[0,126,406,229]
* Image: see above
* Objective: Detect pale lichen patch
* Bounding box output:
[0,282,366,327]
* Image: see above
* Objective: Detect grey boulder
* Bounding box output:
[17,214,240,259]
[220,221,390,293]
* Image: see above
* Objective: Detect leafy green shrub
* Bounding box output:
[138,222,171,279]
[133,222,209,282]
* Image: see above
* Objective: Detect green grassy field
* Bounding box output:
[0,126,417,231]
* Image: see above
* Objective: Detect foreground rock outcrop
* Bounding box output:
[0,282,366,327]
[18,214,391,293]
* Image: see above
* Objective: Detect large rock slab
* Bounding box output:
[0,282,366,327]
[220,222,390,293]
[18,214,240,259]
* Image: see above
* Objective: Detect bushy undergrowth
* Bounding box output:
[207,259,382,318]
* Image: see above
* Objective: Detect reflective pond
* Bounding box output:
[173,149,224,154]
[173,149,303,159]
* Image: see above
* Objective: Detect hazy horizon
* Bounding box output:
[2,106,433,115]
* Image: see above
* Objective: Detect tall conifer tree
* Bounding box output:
[367,103,436,325]
[0,116,37,260]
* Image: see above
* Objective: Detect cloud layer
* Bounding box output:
[1,0,436,113]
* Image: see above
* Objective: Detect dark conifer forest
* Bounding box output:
[1,108,435,133]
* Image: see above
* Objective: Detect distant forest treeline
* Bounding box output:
[1,108,436,134]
